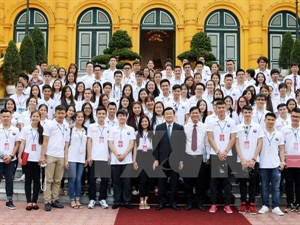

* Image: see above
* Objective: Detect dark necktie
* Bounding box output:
[294,76,297,93]
[167,124,171,138]
[191,125,197,151]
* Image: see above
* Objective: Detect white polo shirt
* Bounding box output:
[38,98,56,120]
[232,83,249,97]
[19,125,41,162]
[136,131,153,151]
[236,122,264,162]
[102,68,117,84]
[87,123,111,161]
[108,124,135,165]
[132,84,145,101]
[281,125,300,156]
[43,120,69,158]
[75,100,95,112]
[11,111,21,127]
[221,87,239,107]
[207,117,237,156]
[267,81,280,99]
[275,116,291,132]
[121,76,136,86]
[0,125,19,162]
[110,84,122,101]
[10,94,28,113]
[68,127,87,163]
[260,128,284,169]
[252,109,270,128]
[105,117,119,127]
[19,111,31,126]
[155,95,173,107]
[255,68,271,83]
[170,100,189,126]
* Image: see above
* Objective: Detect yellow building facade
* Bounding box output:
[0,0,299,72]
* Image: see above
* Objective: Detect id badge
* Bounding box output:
[274,93,279,97]
[294,142,298,150]
[174,115,178,122]
[99,136,104,143]
[244,141,249,149]
[79,147,84,154]
[32,144,36,151]
[267,145,273,154]
[220,134,225,141]
[142,144,148,152]
[4,143,9,150]
[118,140,123,148]
[18,108,23,113]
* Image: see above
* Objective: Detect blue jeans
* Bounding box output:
[68,162,84,200]
[260,168,281,208]
[0,161,16,199]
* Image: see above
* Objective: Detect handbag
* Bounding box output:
[21,152,29,166]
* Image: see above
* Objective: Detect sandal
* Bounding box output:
[70,201,78,209]
[139,201,145,210]
[144,201,150,210]
[32,204,39,210]
[26,205,33,211]
[75,200,83,209]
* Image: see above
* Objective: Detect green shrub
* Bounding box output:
[103,30,133,54]
[20,35,36,73]
[290,39,300,74]
[31,27,46,63]
[279,32,294,69]
[112,49,141,61]
[91,54,111,64]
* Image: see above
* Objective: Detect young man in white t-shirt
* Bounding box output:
[275,104,291,132]
[252,94,270,128]
[258,112,285,216]
[221,74,239,109]
[87,107,111,209]
[108,110,135,209]
[38,84,56,120]
[235,105,264,214]
[0,109,20,210]
[102,56,118,84]
[110,71,123,102]
[169,84,189,125]
[105,102,119,127]
[207,100,237,214]
[155,79,173,107]
[40,105,70,211]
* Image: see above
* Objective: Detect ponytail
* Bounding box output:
[37,121,44,145]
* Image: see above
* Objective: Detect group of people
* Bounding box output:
[0,55,299,217]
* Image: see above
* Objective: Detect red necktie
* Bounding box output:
[191,125,197,151]
[294,76,297,93]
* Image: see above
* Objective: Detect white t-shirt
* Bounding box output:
[68,127,87,163]
[19,125,41,162]
[136,131,153,151]
[252,109,270,128]
[105,117,119,127]
[154,95,173,107]
[0,125,19,162]
[255,68,271,83]
[11,111,21,127]
[236,122,264,162]
[108,125,135,165]
[259,128,284,168]
[38,98,56,120]
[169,100,189,126]
[43,120,69,158]
[10,94,28,113]
[281,125,300,156]
[275,116,291,132]
[102,69,118,84]
[87,123,111,161]
[19,111,31,126]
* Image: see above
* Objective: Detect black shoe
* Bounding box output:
[124,204,133,209]
[44,203,51,211]
[51,200,64,208]
[170,204,180,211]
[112,204,120,209]
[197,205,205,211]
[5,200,16,210]
[185,204,193,211]
[156,204,165,210]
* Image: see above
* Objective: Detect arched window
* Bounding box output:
[268,11,298,69]
[205,10,240,69]
[14,9,48,45]
[77,8,111,71]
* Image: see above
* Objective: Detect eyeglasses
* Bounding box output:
[123,67,131,70]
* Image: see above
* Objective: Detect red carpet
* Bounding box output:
[114,206,251,225]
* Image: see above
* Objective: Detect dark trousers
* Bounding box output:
[0,161,16,198]
[111,164,131,205]
[139,170,151,197]
[210,155,231,205]
[183,154,207,206]
[24,161,40,203]
[238,162,259,203]
[158,167,179,205]
[88,161,109,201]
[285,168,300,205]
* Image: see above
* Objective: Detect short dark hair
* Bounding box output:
[195,82,205,91]
[246,69,255,78]
[55,105,66,112]
[103,82,112,88]
[236,69,245,75]
[183,62,191,68]
[86,61,94,67]
[42,84,52,91]
[94,63,102,70]
[160,79,170,86]
[242,105,253,112]
[255,93,267,100]
[109,55,117,61]
[116,109,128,117]
[163,107,175,115]
[257,56,269,64]
[123,63,132,68]
[1,108,11,114]
[277,103,287,110]
[114,70,122,77]
[224,74,233,80]
[189,106,200,113]
[135,70,144,77]
[132,60,140,66]
[96,106,107,114]
[271,68,280,76]
[43,70,52,76]
[172,84,182,91]
[292,108,300,114]
[265,112,276,119]
[19,73,29,81]
[226,60,235,64]
[279,83,287,90]
[195,61,204,66]
[291,62,299,67]
[215,100,226,106]
[39,61,47,66]
[107,102,117,108]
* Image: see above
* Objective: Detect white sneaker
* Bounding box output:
[272,207,284,216]
[132,190,139,195]
[18,174,25,181]
[258,205,269,214]
[99,200,109,209]
[96,177,101,183]
[88,200,96,209]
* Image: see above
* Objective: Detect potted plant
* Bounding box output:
[3,40,22,94]
[278,32,294,76]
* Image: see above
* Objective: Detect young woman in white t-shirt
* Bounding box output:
[38,104,50,127]
[64,111,87,209]
[133,116,154,210]
[20,97,38,129]
[4,98,21,129]
[18,110,43,210]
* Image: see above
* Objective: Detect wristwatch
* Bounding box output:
[9,155,14,159]
[0,154,4,159]
[216,150,220,155]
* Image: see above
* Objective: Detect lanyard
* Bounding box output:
[143,131,148,144]
[256,111,264,123]
[3,128,10,142]
[119,128,123,140]
[217,121,227,133]
[75,129,84,145]
[244,125,252,140]
[156,117,164,124]
[98,125,105,136]
[124,77,131,84]
[17,95,25,107]
[238,115,244,124]
[291,128,300,141]
[57,124,65,137]
[271,83,278,94]
[263,130,276,146]
[107,120,115,126]
[224,88,233,96]
[162,97,170,104]
[173,102,180,112]
[281,120,288,126]
[113,84,122,99]
[31,128,38,143]
[237,85,245,94]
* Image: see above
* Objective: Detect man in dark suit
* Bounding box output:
[153,107,186,211]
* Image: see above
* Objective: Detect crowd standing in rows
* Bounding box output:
[0,56,300,216]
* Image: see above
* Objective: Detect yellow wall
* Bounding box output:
[0,0,299,72]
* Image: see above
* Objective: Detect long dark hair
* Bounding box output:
[127,101,145,131]
[60,86,75,107]
[236,96,249,115]
[184,76,195,95]
[223,95,234,118]
[4,98,17,112]
[65,72,77,85]
[26,97,38,109]
[29,85,41,99]
[81,102,95,124]
[260,85,274,112]
[74,82,85,101]
[30,110,44,145]
[122,84,135,104]
[91,82,103,103]
[152,101,164,129]
[242,88,255,106]
[255,72,266,86]
[67,63,78,81]
[196,99,208,123]
[50,79,63,99]
[181,83,190,99]
[138,88,148,104]
[136,115,154,147]
[98,94,109,108]
[119,95,131,110]
[286,98,297,113]
[145,80,160,98]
